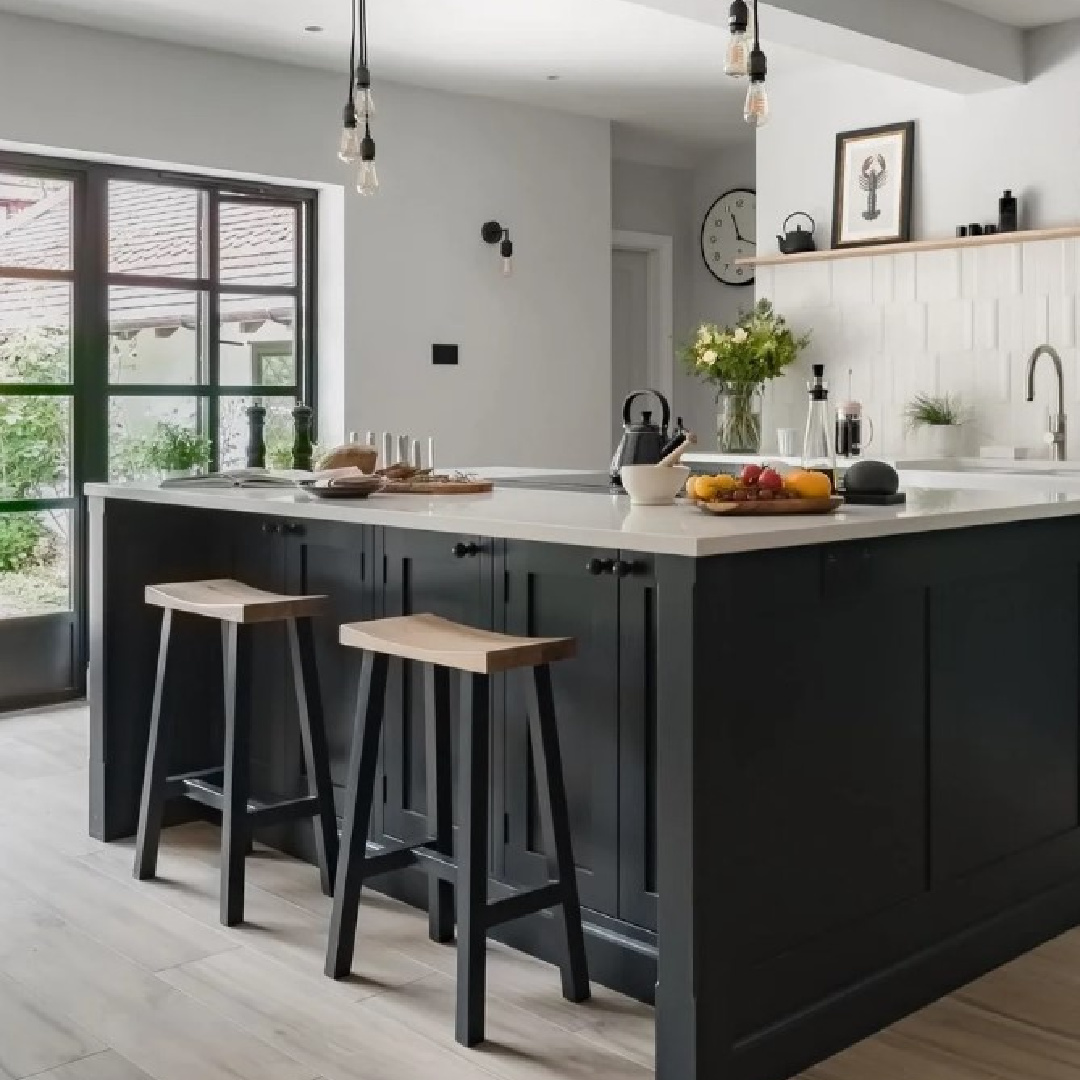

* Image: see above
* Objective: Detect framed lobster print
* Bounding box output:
[831,121,914,249]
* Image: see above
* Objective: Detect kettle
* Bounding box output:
[610,389,682,481]
[777,212,817,255]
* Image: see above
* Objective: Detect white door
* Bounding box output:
[611,248,652,449]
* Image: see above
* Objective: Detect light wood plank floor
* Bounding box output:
[3,703,1080,1080]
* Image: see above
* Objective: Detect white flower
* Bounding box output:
[733,327,749,343]
[697,325,710,344]
[700,349,718,366]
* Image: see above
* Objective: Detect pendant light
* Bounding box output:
[724,0,749,78]
[743,0,769,126]
[337,0,379,193]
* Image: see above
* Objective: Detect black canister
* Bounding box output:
[836,400,871,457]
[999,189,1018,233]
[245,403,267,469]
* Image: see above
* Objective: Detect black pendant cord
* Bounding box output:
[348,0,357,100]
[358,0,368,72]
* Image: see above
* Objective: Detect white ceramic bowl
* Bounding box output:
[619,464,691,506]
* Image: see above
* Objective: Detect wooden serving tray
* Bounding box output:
[382,479,494,495]
[695,496,843,516]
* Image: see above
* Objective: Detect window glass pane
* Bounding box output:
[109,181,205,278]
[0,395,71,498]
[0,280,71,383]
[219,396,295,470]
[220,202,297,287]
[108,287,204,384]
[109,396,205,482]
[0,510,71,617]
[219,296,296,386]
[0,175,72,272]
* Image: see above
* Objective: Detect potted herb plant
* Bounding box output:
[141,422,212,478]
[681,299,811,453]
[904,393,964,459]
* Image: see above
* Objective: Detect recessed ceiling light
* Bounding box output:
[546,74,561,81]
[304,24,324,32]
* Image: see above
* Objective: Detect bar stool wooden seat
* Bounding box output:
[134,578,339,928]
[326,613,590,1047]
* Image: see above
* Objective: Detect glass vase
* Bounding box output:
[716,384,763,453]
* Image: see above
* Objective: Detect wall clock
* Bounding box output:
[701,188,756,287]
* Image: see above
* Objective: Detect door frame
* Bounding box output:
[611,230,674,411]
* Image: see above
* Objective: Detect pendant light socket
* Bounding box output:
[728,0,749,33]
[748,45,768,82]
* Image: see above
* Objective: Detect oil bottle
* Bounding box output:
[802,363,837,492]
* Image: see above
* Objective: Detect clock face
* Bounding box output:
[701,188,756,287]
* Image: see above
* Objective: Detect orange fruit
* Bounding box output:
[783,470,831,499]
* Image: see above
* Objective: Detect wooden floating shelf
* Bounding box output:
[735,224,1080,268]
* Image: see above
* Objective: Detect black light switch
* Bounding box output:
[432,343,459,365]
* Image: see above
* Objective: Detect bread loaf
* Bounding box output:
[315,443,378,473]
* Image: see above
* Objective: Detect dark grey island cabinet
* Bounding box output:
[88,489,1080,1080]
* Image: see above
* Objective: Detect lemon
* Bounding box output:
[696,474,736,502]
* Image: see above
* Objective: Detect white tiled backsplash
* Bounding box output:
[756,239,1080,457]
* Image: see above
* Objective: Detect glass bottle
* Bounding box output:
[802,364,836,491]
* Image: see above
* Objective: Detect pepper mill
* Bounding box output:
[245,403,266,469]
[291,403,314,471]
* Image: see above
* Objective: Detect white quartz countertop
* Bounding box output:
[84,470,1080,558]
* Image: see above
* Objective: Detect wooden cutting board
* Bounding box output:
[695,496,843,515]
[382,479,494,495]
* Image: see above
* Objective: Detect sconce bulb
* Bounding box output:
[502,256,513,277]
[357,159,379,196]
[338,124,361,164]
[724,32,749,78]
[355,86,375,120]
[744,80,770,127]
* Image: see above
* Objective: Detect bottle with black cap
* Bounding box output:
[802,363,837,492]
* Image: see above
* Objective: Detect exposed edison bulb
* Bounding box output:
[744,80,770,127]
[338,124,361,164]
[355,86,375,120]
[356,159,379,196]
[502,256,513,277]
[724,32,749,77]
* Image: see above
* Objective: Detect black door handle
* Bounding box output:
[452,542,481,558]
[586,557,615,576]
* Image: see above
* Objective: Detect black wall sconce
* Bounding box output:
[481,220,514,277]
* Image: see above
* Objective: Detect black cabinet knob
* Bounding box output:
[283,522,305,537]
[610,560,634,577]
[261,521,281,535]
[586,557,615,576]
[452,542,481,558]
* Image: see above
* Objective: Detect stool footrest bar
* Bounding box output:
[168,772,320,826]
[484,882,566,930]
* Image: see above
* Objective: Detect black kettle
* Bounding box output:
[777,212,817,255]
[610,389,681,481]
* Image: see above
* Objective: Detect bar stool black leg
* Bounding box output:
[425,663,455,944]
[326,651,389,979]
[525,664,590,1004]
[289,617,340,897]
[456,671,490,1047]
[221,622,253,927]
[134,610,174,881]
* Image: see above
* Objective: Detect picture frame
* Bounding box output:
[831,121,915,250]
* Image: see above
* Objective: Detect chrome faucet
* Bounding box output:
[1025,344,1067,461]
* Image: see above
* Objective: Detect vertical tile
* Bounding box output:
[960,248,979,301]
[881,302,928,354]
[916,250,961,302]
[976,244,1023,298]
[927,300,973,353]
[1051,295,1076,348]
[839,306,881,354]
[893,252,917,302]
[973,299,999,350]
[872,257,894,304]
[755,266,775,302]
[1023,239,1065,296]
[773,262,832,309]
[831,257,874,306]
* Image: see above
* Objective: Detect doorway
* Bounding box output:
[610,231,674,448]
[0,153,317,711]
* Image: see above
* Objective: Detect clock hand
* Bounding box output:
[729,209,754,246]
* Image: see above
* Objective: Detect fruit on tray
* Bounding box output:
[688,466,832,503]
[783,469,832,499]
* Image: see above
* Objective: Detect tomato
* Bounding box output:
[740,463,763,486]
[758,467,783,492]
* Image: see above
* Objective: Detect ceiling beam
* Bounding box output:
[624,0,1027,91]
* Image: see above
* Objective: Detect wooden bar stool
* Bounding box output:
[325,613,590,1046]
[133,578,339,928]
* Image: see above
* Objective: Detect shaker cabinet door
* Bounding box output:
[380,528,492,846]
[502,541,621,917]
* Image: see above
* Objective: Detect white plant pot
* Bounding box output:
[919,424,962,459]
[162,467,199,480]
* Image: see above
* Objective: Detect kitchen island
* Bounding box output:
[87,476,1080,1080]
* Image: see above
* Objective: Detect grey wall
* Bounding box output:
[0,10,613,468]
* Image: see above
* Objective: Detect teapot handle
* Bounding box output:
[622,389,672,430]
[783,211,816,233]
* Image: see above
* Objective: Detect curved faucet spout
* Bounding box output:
[1025,344,1067,460]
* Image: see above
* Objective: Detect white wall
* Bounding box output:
[0,11,612,468]
[753,22,1080,455]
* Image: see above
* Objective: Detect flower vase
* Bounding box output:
[717,384,763,453]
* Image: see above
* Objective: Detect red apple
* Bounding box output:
[740,463,763,486]
[758,467,783,492]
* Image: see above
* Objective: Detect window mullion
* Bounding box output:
[206,190,221,471]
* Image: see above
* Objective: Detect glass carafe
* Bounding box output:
[802,364,836,492]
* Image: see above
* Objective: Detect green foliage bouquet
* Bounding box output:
[680,299,810,390]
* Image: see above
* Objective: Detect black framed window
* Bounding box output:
[0,150,317,708]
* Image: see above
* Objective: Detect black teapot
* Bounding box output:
[610,389,683,481]
[777,212,817,255]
